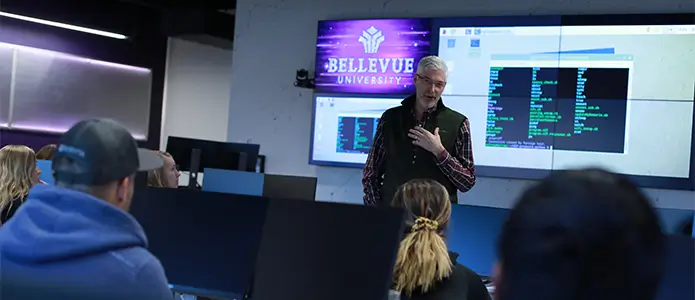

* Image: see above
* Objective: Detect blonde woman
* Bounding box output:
[391,179,490,300]
[147,151,180,188]
[0,145,41,224]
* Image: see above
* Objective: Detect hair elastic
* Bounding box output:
[412,216,439,232]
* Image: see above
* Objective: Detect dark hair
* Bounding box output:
[497,168,664,300]
[35,144,57,160]
[391,179,452,296]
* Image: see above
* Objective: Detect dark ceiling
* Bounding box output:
[117,0,236,11]
[0,0,236,47]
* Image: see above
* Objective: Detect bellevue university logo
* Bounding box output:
[324,23,415,88]
[359,26,385,54]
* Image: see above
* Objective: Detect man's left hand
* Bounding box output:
[408,127,445,155]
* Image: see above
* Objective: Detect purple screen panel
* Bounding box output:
[314,18,431,95]
[0,130,59,151]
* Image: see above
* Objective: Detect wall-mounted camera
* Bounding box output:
[294,69,315,89]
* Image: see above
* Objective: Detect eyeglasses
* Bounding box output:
[416,74,446,90]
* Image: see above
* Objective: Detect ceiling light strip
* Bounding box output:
[0,11,127,40]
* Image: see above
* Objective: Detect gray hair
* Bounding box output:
[416,56,448,76]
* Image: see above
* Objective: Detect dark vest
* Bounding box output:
[380,95,467,204]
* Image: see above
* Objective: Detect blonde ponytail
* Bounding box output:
[390,179,454,296]
[393,217,453,295]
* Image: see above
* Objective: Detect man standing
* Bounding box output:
[0,119,172,299]
[363,56,475,205]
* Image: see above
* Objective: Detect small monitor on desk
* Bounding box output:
[262,174,317,201]
[166,136,260,173]
[130,188,269,299]
[251,200,405,300]
[201,168,318,201]
[202,168,264,196]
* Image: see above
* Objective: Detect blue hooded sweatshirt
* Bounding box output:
[0,184,173,300]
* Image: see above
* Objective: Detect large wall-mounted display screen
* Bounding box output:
[434,17,695,189]
[310,95,402,167]
[309,14,695,190]
[314,18,431,95]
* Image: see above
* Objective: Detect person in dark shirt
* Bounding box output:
[391,179,490,300]
[0,119,171,299]
[494,168,665,300]
[362,55,475,206]
[0,145,41,224]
